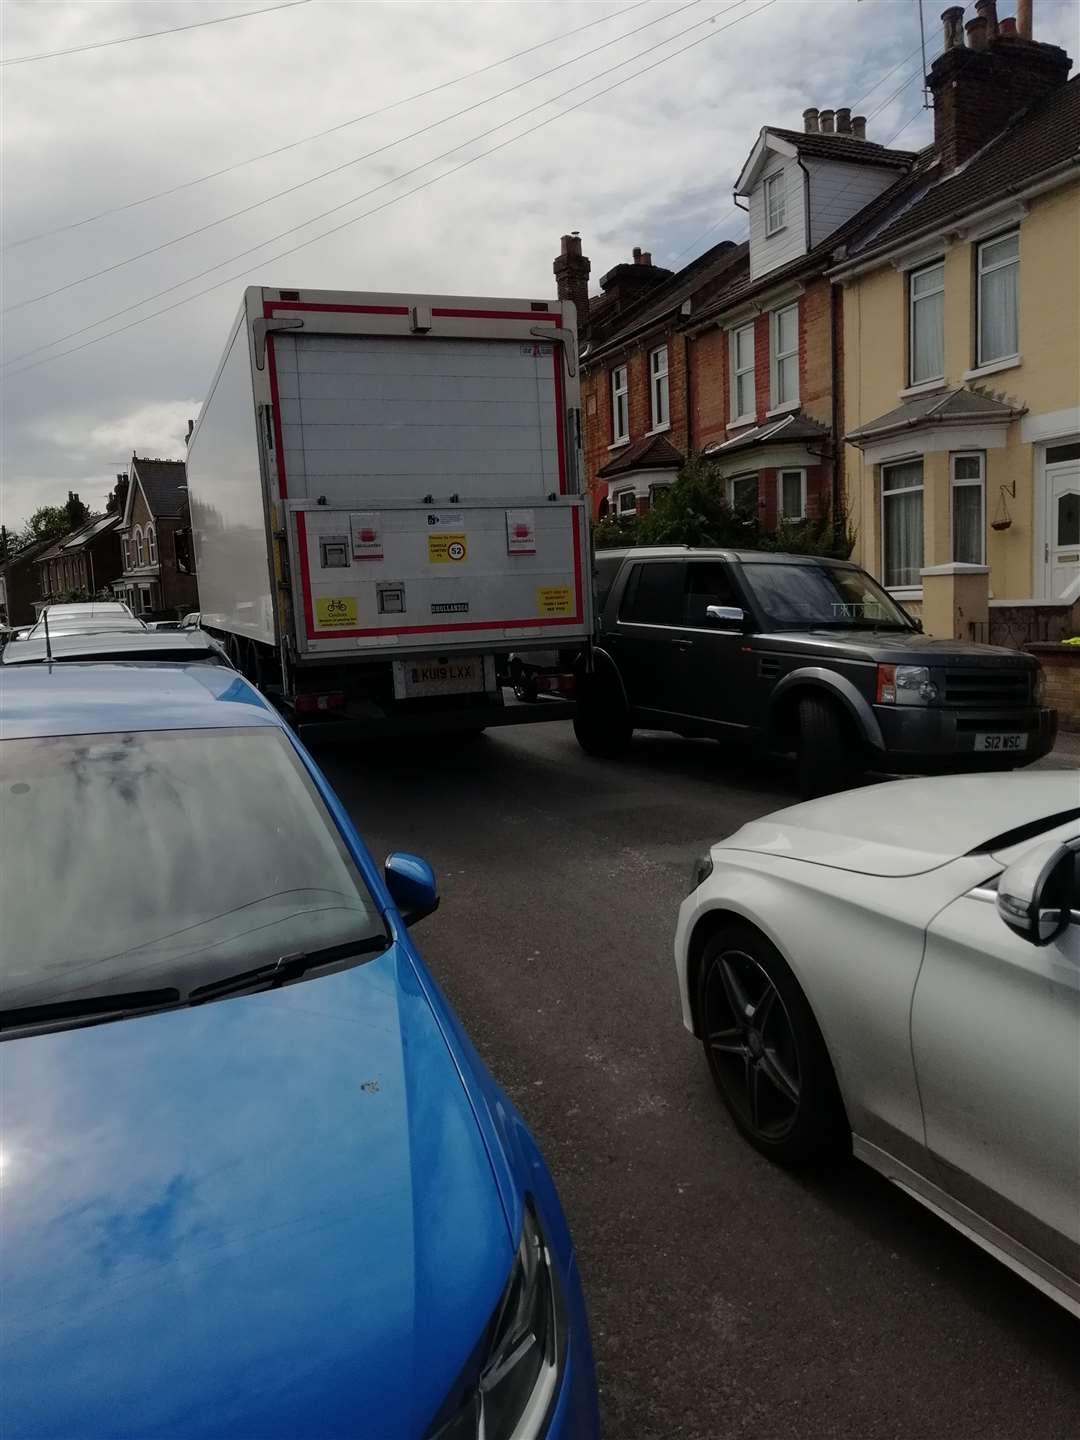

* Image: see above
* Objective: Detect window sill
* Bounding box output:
[607,438,631,451]
[727,416,756,432]
[887,587,924,601]
[644,422,671,437]
[766,401,800,418]
[765,223,787,239]
[964,355,1021,381]
[899,378,947,400]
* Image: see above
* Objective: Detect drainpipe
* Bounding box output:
[830,282,844,522]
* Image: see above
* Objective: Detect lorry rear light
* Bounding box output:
[295,690,345,714]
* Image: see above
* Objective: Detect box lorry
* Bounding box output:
[186,286,591,738]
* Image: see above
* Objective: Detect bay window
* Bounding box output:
[730,324,755,423]
[727,473,759,511]
[616,489,637,516]
[909,261,944,385]
[771,303,799,408]
[649,346,669,430]
[611,365,629,443]
[881,459,924,589]
[778,469,806,521]
[950,453,985,565]
[977,231,1019,365]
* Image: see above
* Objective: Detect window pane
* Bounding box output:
[1058,492,1080,548]
[683,563,738,625]
[981,233,1018,268]
[911,289,944,382]
[617,490,637,515]
[911,263,943,298]
[979,259,1019,362]
[730,475,758,509]
[736,325,753,370]
[883,460,924,492]
[781,471,803,518]
[620,561,685,624]
[777,353,798,405]
[777,306,798,354]
[953,454,982,480]
[884,488,924,587]
[736,369,754,419]
[952,484,983,564]
[1047,443,1080,465]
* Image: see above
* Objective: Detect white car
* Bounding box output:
[675,773,1080,1317]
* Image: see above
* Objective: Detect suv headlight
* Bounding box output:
[429,1203,565,1440]
[876,663,938,706]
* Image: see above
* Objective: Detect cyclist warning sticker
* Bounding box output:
[429,533,467,563]
[316,596,357,628]
[537,586,573,617]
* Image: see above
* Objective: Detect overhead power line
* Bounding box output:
[4,0,704,312]
[0,0,313,67]
[2,0,651,250]
[2,0,777,379]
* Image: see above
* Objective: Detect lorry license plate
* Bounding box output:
[974,733,1027,752]
[397,656,485,699]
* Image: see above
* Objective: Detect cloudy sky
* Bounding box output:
[2,0,1076,529]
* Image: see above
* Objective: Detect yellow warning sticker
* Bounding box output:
[316,596,358,628]
[537,585,573,617]
[428,533,468,563]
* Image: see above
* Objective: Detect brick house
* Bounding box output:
[34,512,124,611]
[114,455,198,617]
[0,535,55,626]
[562,111,920,528]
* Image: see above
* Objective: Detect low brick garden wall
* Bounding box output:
[1027,642,1080,732]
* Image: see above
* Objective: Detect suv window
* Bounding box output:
[594,554,625,612]
[683,563,739,627]
[619,562,685,624]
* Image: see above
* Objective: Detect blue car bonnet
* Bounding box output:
[0,948,513,1439]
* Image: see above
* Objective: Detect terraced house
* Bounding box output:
[834,4,1077,643]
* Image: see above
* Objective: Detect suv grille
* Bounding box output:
[942,668,1030,709]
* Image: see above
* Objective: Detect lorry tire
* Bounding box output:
[797,694,861,797]
[573,674,632,758]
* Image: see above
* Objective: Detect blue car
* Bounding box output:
[0,662,600,1440]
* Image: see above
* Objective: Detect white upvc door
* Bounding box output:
[1046,458,1080,600]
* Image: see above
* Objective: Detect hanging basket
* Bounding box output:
[991,486,1013,532]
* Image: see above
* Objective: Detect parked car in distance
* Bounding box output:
[577,548,1056,793]
[1,627,230,667]
[0,662,599,1439]
[675,772,1080,1317]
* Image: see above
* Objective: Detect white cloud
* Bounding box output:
[2,0,1077,528]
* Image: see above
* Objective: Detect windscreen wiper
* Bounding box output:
[188,933,389,1004]
[0,987,181,1035]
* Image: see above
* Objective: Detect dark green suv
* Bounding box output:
[575,548,1056,793]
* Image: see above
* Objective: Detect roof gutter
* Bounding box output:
[829,157,1080,282]
[846,408,1025,448]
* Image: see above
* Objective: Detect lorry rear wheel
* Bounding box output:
[573,675,632,758]
[797,695,861,798]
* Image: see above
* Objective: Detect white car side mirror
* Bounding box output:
[996,836,1078,946]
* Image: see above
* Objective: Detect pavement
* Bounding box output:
[319,724,1079,1440]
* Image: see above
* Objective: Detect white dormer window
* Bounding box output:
[764,172,786,236]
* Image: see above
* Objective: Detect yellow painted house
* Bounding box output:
[834,10,1079,639]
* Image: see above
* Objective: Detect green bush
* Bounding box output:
[593,513,641,549]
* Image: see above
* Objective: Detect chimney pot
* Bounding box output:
[819,108,835,133]
[941,5,965,49]
[1017,0,1032,37]
[975,0,999,38]
[803,106,820,133]
[966,15,989,47]
[998,15,1018,35]
[632,245,642,261]
[835,106,852,134]
[851,114,867,140]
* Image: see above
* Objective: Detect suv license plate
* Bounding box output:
[395,656,485,699]
[975,733,1027,753]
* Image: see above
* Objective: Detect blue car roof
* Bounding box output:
[0,662,282,740]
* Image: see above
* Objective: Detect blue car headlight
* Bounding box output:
[428,1202,565,1439]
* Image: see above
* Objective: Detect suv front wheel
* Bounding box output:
[796,693,863,797]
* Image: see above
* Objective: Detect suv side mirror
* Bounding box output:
[996,836,1077,945]
[385,852,439,927]
[705,605,746,629]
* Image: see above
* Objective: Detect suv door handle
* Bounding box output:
[669,638,694,651]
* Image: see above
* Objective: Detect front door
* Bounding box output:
[1045,451,1080,599]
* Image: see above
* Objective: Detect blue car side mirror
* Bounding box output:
[384,852,439,927]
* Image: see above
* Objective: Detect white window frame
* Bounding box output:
[726,473,759,510]
[730,324,755,424]
[611,365,629,444]
[777,468,807,522]
[134,526,144,566]
[909,259,945,386]
[977,230,1020,368]
[880,458,925,590]
[764,171,786,236]
[649,346,670,431]
[950,451,986,565]
[122,536,130,569]
[616,489,637,516]
[771,303,799,409]
[146,525,157,565]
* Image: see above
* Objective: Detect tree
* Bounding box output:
[22,505,70,545]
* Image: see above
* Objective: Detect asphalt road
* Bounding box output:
[319,724,1080,1440]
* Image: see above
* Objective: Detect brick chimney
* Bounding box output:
[553,233,592,340]
[928,5,1072,171]
[596,247,673,318]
